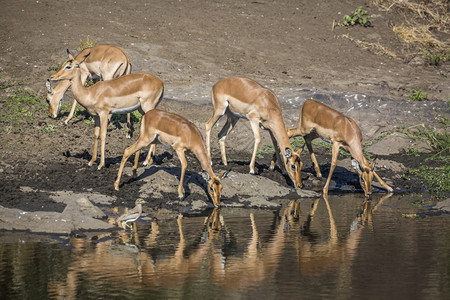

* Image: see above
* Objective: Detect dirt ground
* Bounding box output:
[0,0,449,223]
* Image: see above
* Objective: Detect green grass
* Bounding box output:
[405,165,450,194]
[397,119,450,195]
[408,89,428,101]
[1,87,47,124]
[0,75,60,136]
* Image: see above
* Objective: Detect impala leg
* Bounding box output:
[248,119,261,175]
[305,134,322,178]
[132,149,141,178]
[97,114,109,170]
[269,131,283,172]
[323,142,340,195]
[205,104,227,162]
[64,100,78,125]
[126,113,132,139]
[89,116,101,167]
[143,144,156,166]
[218,114,239,167]
[373,171,394,192]
[175,148,188,199]
[114,139,149,190]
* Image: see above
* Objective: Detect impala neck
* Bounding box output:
[348,141,369,171]
[195,146,216,179]
[266,117,293,155]
[69,69,91,107]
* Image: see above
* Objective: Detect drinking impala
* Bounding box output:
[205,76,302,188]
[285,99,393,197]
[114,109,227,207]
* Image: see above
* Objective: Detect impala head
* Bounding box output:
[203,170,230,207]
[49,50,89,81]
[284,147,303,189]
[352,157,377,198]
[46,50,90,118]
[45,79,66,119]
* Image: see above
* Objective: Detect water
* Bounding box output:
[0,193,449,299]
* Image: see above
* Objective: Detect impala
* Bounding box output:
[285,99,393,197]
[114,109,228,207]
[49,51,164,169]
[46,44,133,136]
[205,76,303,188]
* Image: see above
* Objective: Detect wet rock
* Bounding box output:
[0,204,113,234]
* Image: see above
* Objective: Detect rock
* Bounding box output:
[63,197,106,219]
[368,133,432,155]
[434,199,450,212]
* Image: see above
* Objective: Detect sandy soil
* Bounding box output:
[0,0,448,231]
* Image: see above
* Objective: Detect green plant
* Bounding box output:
[256,144,275,159]
[44,124,56,134]
[405,164,450,194]
[406,146,422,156]
[78,36,97,51]
[408,89,428,101]
[0,72,18,89]
[84,116,94,125]
[342,6,371,27]
[1,87,47,124]
[423,48,449,66]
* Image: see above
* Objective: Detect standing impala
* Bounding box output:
[46,44,133,136]
[114,109,228,207]
[285,99,393,197]
[49,51,164,170]
[205,76,303,188]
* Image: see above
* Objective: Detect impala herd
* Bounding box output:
[46,44,393,208]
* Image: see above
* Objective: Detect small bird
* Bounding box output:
[117,199,146,229]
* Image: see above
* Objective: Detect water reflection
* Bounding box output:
[0,193,448,298]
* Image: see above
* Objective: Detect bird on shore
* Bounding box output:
[117,199,146,229]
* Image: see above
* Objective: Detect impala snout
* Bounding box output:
[46,79,63,119]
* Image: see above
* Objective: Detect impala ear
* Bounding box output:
[66,49,75,61]
[80,52,90,64]
[202,172,211,181]
[351,159,362,173]
[370,159,376,171]
[219,169,231,180]
[46,79,53,95]
[285,148,292,159]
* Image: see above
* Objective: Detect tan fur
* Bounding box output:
[46,45,132,128]
[49,51,163,170]
[205,76,302,188]
[114,109,226,207]
[287,99,392,197]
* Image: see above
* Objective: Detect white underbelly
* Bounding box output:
[110,102,141,114]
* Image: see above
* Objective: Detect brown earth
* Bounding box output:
[0,0,449,225]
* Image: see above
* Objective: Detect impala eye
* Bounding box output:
[291,164,297,171]
[65,65,71,70]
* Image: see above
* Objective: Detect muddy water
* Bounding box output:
[0,193,448,299]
